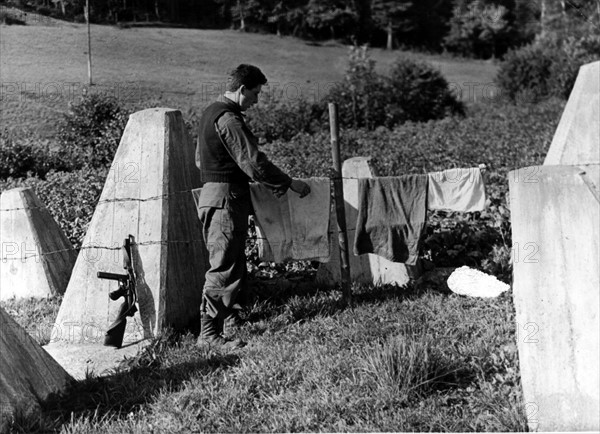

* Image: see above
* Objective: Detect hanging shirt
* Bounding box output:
[250,178,331,263]
[353,175,428,265]
[427,167,486,212]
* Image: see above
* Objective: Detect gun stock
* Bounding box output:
[104,301,129,348]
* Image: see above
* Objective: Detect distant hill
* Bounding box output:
[0,22,497,138]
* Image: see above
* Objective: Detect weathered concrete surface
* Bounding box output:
[316,157,412,287]
[0,307,73,433]
[509,165,599,431]
[544,61,599,166]
[50,108,206,349]
[0,188,76,300]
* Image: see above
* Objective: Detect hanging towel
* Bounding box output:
[353,175,428,265]
[250,178,331,263]
[427,167,486,212]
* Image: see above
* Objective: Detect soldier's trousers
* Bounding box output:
[197,184,250,319]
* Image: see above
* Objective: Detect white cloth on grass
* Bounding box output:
[447,266,509,298]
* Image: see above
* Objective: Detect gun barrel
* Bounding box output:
[97,271,128,281]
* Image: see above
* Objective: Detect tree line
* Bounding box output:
[8,0,600,58]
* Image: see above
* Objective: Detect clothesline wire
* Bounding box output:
[0,188,199,213]
[1,165,486,260]
[1,165,488,212]
[1,230,354,261]
[1,239,207,261]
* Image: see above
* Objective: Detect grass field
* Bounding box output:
[0,22,497,137]
[3,283,527,433]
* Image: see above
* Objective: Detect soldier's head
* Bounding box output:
[226,64,267,111]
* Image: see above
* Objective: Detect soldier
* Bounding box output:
[195,64,310,349]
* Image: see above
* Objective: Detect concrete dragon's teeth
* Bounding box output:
[0,187,76,301]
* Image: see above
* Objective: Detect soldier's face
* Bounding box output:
[240,85,262,111]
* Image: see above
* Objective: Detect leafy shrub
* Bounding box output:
[388,57,465,123]
[0,132,72,179]
[498,33,600,102]
[246,93,325,143]
[326,47,464,130]
[326,46,394,130]
[58,93,128,169]
[548,34,600,99]
[0,10,26,25]
[0,133,46,179]
[1,92,132,178]
[0,168,107,249]
[496,43,558,103]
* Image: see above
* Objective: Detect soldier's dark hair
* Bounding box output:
[227,64,267,91]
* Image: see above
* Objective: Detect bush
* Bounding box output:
[498,33,600,102]
[58,93,128,169]
[548,34,600,99]
[0,132,72,179]
[1,93,131,179]
[0,10,26,25]
[326,46,394,130]
[388,57,465,123]
[0,133,45,179]
[0,168,108,249]
[246,48,463,139]
[496,43,558,103]
[326,47,464,130]
[246,93,325,143]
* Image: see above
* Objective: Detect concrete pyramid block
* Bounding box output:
[0,306,73,432]
[51,108,206,346]
[316,157,411,287]
[509,165,599,431]
[0,188,76,300]
[544,61,599,166]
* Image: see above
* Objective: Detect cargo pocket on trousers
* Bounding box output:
[221,198,249,235]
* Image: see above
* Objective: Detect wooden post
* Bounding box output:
[328,103,352,302]
[85,0,93,86]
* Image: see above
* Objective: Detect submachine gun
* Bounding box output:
[97,235,138,348]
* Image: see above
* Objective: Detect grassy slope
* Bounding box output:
[35,285,525,433]
[0,23,497,137]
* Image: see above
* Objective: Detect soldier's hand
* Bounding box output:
[290,179,311,198]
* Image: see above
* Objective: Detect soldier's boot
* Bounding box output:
[197,313,246,350]
[223,309,245,337]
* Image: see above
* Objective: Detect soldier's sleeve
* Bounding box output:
[216,112,292,195]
